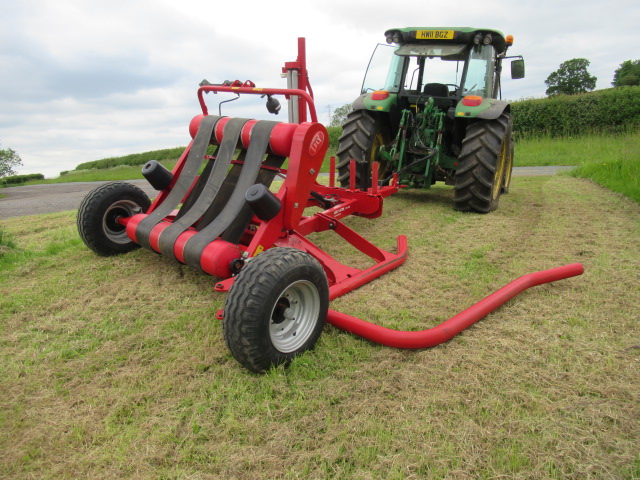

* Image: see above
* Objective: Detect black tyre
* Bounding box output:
[336,110,391,188]
[223,248,329,373]
[454,113,513,213]
[501,138,515,194]
[77,182,151,256]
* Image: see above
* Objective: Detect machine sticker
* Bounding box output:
[416,30,454,40]
[309,131,325,156]
[331,205,351,219]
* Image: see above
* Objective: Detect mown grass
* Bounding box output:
[1,175,639,479]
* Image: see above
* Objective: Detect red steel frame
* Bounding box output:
[139,38,409,301]
[124,81,408,303]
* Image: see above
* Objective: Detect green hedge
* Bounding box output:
[76,131,345,172]
[0,173,45,185]
[75,147,185,171]
[326,126,341,154]
[511,86,640,138]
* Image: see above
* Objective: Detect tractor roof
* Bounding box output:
[384,27,508,53]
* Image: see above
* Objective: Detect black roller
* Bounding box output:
[245,183,281,221]
[142,160,173,191]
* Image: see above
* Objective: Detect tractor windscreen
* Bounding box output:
[396,43,467,93]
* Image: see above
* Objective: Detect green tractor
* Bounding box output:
[337,27,525,213]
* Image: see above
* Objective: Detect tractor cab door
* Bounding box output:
[361,43,404,94]
[462,44,497,99]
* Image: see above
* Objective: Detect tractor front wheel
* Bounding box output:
[454,113,513,213]
[223,248,329,373]
[336,110,391,189]
[77,182,151,256]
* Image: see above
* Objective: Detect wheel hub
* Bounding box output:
[269,280,320,353]
[102,200,142,244]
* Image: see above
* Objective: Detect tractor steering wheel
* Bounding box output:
[446,84,460,95]
[464,84,478,94]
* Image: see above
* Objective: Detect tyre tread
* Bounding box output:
[223,248,328,372]
[454,113,512,213]
[77,181,150,256]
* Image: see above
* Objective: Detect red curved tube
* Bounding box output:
[326,263,584,349]
[197,86,318,122]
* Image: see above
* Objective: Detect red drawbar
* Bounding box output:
[326,263,585,348]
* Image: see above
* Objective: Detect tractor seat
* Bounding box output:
[423,83,449,97]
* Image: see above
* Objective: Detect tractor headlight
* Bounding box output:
[483,34,493,45]
[473,33,482,45]
[386,35,394,44]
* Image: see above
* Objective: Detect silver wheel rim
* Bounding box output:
[269,280,320,353]
[102,200,141,245]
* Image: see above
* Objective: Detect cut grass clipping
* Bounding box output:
[1,176,639,479]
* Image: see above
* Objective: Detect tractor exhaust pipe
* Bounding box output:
[327,263,584,349]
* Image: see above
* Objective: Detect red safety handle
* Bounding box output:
[326,263,585,349]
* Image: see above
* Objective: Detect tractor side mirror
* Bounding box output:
[511,59,525,79]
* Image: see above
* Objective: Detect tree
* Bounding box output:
[612,59,640,87]
[545,58,597,96]
[0,143,23,178]
[329,104,353,127]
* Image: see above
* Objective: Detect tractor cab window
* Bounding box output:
[361,44,404,94]
[463,44,495,97]
[396,43,466,96]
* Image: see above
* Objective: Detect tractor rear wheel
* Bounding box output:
[336,110,391,188]
[501,138,515,194]
[454,113,513,213]
[223,248,329,373]
[77,182,151,256]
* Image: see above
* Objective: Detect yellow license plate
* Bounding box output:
[416,30,454,40]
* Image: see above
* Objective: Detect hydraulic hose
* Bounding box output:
[326,263,584,349]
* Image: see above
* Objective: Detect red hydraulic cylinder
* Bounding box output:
[326,263,584,349]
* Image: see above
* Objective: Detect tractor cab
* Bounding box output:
[358,28,524,129]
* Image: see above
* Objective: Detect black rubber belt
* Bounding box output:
[158,117,248,260]
[183,120,279,271]
[219,153,286,244]
[135,115,221,250]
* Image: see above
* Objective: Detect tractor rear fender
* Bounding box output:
[352,93,398,114]
[351,93,398,136]
[454,98,510,120]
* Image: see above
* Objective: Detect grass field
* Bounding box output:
[1,174,639,479]
[516,129,639,167]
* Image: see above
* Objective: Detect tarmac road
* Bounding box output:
[0,167,574,220]
[0,180,158,220]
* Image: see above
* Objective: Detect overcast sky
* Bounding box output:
[1,0,638,178]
